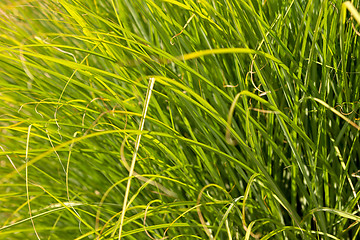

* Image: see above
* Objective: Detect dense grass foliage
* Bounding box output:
[1,0,360,239]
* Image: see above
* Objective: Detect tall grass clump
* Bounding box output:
[1,0,360,239]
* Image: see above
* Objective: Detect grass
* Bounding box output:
[0,0,360,239]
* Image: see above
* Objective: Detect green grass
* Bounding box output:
[1,0,360,239]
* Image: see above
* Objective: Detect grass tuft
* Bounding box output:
[1,0,360,239]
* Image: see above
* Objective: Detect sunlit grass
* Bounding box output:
[1,0,360,239]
